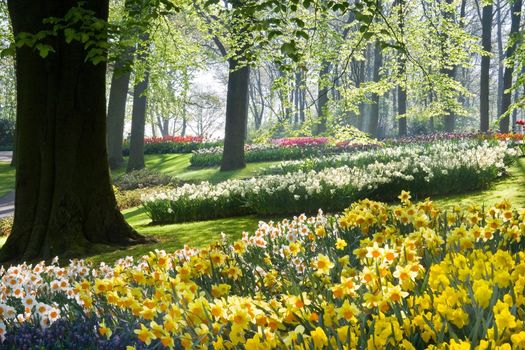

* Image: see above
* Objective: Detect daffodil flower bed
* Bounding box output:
[3,193,525,349]
[142,140,516,223]
[261,140,510,176]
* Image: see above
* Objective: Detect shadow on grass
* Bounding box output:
[430,158,525,208]
[85,207,285,265]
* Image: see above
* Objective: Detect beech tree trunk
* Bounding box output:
[10,127,16,167]
[127,73,149,172]
[316,61,331,135]
[480,3,493,132]
[397,0,407,137]
[221,59,250,171]
[495,0,505,118]
[127,34,150,172]
[107,54,131,169]
[1,0,146,262]
[369,41,382,138]
[500,0,522,132]
[442,0,457,133]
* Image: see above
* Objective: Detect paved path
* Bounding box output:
[0,191,14,218]
[0,151,12,163]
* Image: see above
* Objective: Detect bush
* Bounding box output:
[0,217,12,237]
[190,143,379,167]
[114,187,143,210]
[122,136,222,155]
[113,169,176,191]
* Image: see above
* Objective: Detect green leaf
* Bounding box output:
[64,28,76,44]
[35,43,55,58]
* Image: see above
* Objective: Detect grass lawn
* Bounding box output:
[432,157,525,208]
[88,158,525,264]
[87,207,283,265]
[0,162,15,198]
[112,154,278,183]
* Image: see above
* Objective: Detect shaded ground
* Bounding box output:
[112,154,278,183]
[87,208,284,265]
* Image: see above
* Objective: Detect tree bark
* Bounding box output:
[368,40,382,138]
[106,53,131,169]
[357,60,367,131]
[397,0,407,137]
[495,0,505,118]
[499,0,522,132]
[442,0,458,133]
[221,59,250,171]
[1,0,146,262]
[480,2,493,132]
[316,61,331,135]
[127,72,149,172]
[127,34,150,172]
[10,126,16,167]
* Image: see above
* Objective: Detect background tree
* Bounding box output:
[480,0,493,132]
[499,0,522,132]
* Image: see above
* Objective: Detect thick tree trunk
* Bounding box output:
[1,0,146,262]
[10,126,16,167]
[221,59,250,171]
[107,54,131,170]
[368,41,382,138]
[480,3,493,132]
[316,61,331,135]
[500,0,522,132]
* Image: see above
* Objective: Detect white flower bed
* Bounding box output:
[142,141,516,223]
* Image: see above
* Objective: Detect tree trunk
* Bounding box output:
[495,0,505,118]
[127,73,149,172]
[127,34,150,172]
[10,126,16,167]
[1,0,146,262]
[480,2,493,132]
[316,61,331,135]
[368,41,382,138]
[442,0,457,133]
[397,0,407,137]
[106,54,131,169]
[500,0,522,132]
[221,59,250,171]
[181,116,187,136]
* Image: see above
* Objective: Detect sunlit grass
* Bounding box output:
[112,154,278,183]
[432,157,525,208]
